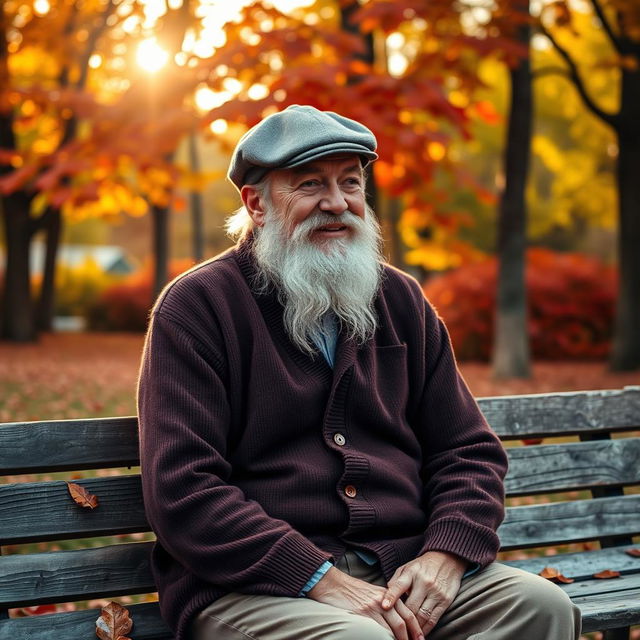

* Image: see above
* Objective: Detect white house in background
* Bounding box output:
[26,243,136,276]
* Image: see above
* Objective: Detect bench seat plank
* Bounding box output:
[560,573,640,599]
[573,588,640,633]
[0,418,139,474]
[479,387,640,439]
[504,438,640,495]
[0,542,155,608]
[0,602,172,640]
[0,476,149,544]
[499,494,640,549]
[503,546,640,579]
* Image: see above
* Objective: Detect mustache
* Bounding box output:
[291,212,363,240]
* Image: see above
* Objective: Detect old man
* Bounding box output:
[138,105,581,640]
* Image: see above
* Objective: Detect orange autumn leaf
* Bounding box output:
[95,602,133,640]
[66,482,99,509]
[625,548,640,558]
[593,569,621,579]
[538,567,574,583]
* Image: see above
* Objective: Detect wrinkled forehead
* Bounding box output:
[277,153,364,179]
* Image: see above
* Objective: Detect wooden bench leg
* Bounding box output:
[602,627,630,640]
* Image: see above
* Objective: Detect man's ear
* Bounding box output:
[241,185,266,228]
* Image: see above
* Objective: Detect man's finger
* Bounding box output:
[381,605,411,640]
[417,601,447,637]
[395,598,425,640]
[403,584,430,615]
[382,572,412,609]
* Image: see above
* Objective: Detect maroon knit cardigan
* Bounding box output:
[137,239,508,639]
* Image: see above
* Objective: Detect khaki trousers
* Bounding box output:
[192,552,582,640]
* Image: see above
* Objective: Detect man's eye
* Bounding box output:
[300,180,318,188]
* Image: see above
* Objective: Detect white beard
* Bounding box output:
[252,205,384,356]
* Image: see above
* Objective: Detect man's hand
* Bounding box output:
[381,551,467,636]
[307,566,424,640]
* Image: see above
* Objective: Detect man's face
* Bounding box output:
[267,154,366,244]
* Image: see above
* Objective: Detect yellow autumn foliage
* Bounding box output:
[52,258,122,317]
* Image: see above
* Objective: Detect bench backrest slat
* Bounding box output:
[498,493,640,549]
[0,476,148,544]
[0,542,154,608]
[0,602,172,640]
[478,387,640,439]
[0,418,139,474]
[504,437,640,496]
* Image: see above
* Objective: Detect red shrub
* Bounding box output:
[88,259,196,332]
[423,249,617,361]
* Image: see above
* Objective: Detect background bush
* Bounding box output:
[87,259,196,332]
[423,248,616,361]
[53,259,121,318]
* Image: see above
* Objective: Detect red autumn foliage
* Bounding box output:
[12,604,58,617]
[88,259,195,332]
[423,249,617,361]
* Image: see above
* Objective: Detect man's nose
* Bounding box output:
[318,183,348,214]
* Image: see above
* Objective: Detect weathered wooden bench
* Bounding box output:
[1,386,639,640]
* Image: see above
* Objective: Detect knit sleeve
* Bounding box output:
[415,299,508,567]
[138,311,332,597]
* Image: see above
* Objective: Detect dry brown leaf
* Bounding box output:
[593,569,621,579]
[95,602,133,640]
[625,548,640,558]
[539,567,559,579]
[538,567,574,583]
[67,482,99,509]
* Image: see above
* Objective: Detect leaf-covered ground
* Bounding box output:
[0,332,638,423]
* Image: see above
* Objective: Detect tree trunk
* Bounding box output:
[1,192,36,341]
[0,20,36,342]
[188,132,205,262]
[339,3,406,264]
[151,203,170,301]
[492,12,532,379]
[610,66,640,370]
[35,207,61,332]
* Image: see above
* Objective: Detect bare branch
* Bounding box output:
[76,0,117,91]
[531,66,570,80]
[538,23,619,127]
[589,0,624,54]
[61,0,116,147]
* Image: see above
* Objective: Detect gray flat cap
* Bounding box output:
[228,105,378,189]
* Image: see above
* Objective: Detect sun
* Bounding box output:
[134,0,316,74]
[136,38,170,73]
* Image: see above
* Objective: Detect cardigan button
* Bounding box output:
[344,485,357,498]
[333,433,346,446]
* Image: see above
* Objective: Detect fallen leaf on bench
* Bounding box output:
[95,601,133,640]
[67,482,99,509]
[593,569,621,579]
[625,548,640,558]
[538,567,574,583]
